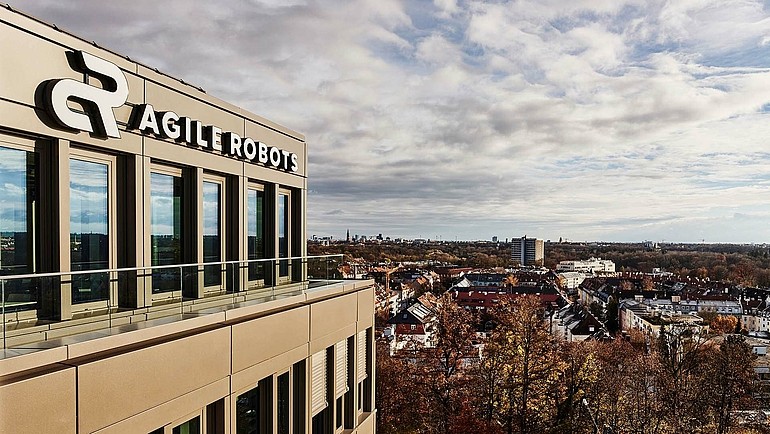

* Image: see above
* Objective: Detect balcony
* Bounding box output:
[0,254,369,359]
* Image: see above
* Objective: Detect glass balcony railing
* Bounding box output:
[0,254,345,350]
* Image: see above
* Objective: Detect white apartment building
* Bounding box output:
[556,257,615,273]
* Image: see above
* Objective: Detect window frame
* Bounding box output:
[157,409,203,434]
[148,163,185,302]
[233,368,295,434]
[0,135,40,314]
[67,147,117,312]
[275,368,293,434]
[201,173,226,295]
[246,182,267,289]
[277,187,291,282]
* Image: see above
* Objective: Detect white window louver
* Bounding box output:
[335,340,348,398]
[357,330,368,382]
[311,350,328,416]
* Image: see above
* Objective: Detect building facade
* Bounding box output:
[511,236,544,266]
[556,257,615,273]
[0,6,375,434]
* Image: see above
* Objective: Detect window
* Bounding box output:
[150,170,183,294]
[149,400,222,434]
[357,329,371,413]
[278,190,290,279]
[235,371,294,434]
[247,187,265,284]
[277,371,290,434]
[0,143,38,311]
[172,416,200,434]
[69,155,112,304]
[236,376,272,434]
[202,179,223,290]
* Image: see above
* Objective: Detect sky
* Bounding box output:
[14,0,770,243]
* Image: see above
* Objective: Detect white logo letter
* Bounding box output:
[44,51,129,138]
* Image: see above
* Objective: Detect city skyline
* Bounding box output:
[16,0,770,243]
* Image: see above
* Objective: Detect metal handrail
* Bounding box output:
[0,254,344,282]
[0,253,347,350]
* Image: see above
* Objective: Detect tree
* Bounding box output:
[701,335,757,434]
[655,324,708,432]
[641,276,655,291]
[481,295,564,433]
[576,338,666,434]
[409,292,479,434]
[550,341,600,433]
[710,315,738,335]
[503,274,519,288]
[376,340,423,434]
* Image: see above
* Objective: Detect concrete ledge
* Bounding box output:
[0,280,374,380]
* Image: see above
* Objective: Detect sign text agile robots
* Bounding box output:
[42,50,299,173]
[131,104,299,173]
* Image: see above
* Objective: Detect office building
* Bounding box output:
[511,236,544,266]
[0,6,375,434]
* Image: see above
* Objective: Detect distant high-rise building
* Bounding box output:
[511,236,544,266]
[492,236,498,243]
[346,229,350,242]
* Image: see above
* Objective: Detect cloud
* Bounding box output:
[14,0,770,242]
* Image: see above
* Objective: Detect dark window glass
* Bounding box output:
[172,416,200,434]
[278,192,288,277]
[247,189,264,281]
[202,181,221,287]
[336,397,343,429]
[278,372,290,434]
[151,172,183,293]
[70,159,109,304]
[358,382,363,411]
[0,146,38,311]
[237,386,260,434]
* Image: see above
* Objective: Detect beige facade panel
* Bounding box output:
[142,135,244,175]
[93,377,229,434]
[310,323,356,355]
[143,81,245,135]
[66,312,227,360]
[244,119,307,176]
[231,306,310,373]
[0,24,78,106]
[231,344,308,395]
[0,21,142,115]
[0,367,77,434]
[357,287,375,330]
[355,412,376,434]
[77,327,231,433]
[0,346,67,378]
[0,99,145,154]
[242,161,305,189]
[310,292,358,341]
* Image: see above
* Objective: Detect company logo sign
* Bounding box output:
[42,50,299,173]
[44,51,128,138]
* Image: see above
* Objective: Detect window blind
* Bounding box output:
[357,330,368,382]
[311,350,328,416]
[335,340,348,398]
